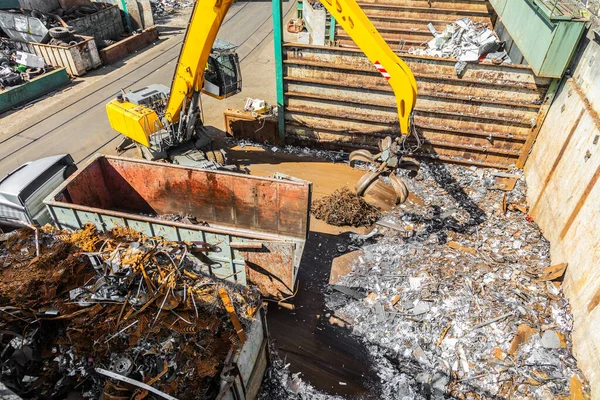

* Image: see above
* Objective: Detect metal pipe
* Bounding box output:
[272,0,285,144]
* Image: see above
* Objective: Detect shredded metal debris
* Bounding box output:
[408,17,510,68]
[150,0,194,18]
[0,41,49,90]
[325,163,590,399]
[259,347,344,400]
[231,138,347,163]
[312,187,381,227]
[0,224,262,399]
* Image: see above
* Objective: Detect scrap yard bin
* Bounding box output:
[44,155,312,299]
[12,35,101,77]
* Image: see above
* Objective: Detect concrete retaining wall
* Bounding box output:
[524,31,600,397]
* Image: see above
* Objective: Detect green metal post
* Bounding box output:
[272,0,285,144]
[121,0,133,33]
[329,16,336,42]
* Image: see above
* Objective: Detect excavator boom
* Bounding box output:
[318,0,418,134]
[165,0,236,124]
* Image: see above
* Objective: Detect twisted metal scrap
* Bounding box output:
[311,187,381,227]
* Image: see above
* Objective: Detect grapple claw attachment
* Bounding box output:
[349,149,376,166]
[389,173,409,204]
[349,135,420,207]
[355,171,381,196]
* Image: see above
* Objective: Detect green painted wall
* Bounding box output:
[492,0,586,77]
[0,0,21,8]
[272,0,285,144]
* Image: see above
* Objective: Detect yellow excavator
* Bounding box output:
[106,0,419,202]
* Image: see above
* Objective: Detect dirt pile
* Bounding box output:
[312,187,381,227]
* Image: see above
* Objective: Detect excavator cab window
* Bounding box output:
[202,40,242,100]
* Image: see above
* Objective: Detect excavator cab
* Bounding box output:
[202,39,242,100]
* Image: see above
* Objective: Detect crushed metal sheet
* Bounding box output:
[408,17,511,70]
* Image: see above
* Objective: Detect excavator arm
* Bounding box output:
[106,0,418,161]
[165,0,236,124]
[318,0,417,135]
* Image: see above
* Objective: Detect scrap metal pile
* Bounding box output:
[0,2,114,46]
[259,349,344,400]
[409,17,510,74]
[0,41,48,90]
[312,187,381,227]
[150,0,194,18]
[0,224,261,399]
[326,163,590,399]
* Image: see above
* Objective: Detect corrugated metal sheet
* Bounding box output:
[283,0,555,168]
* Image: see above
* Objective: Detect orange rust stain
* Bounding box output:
[570,78,600,133]
[530,108,584,216]
[560,163,600,240]
[587,286,600,313]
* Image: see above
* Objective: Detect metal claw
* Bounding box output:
[355,171,381,197]
[379,136,392,152]
[349,149,376,166]
[398,159,420,172]
[389,173,409,205]
[350,136,419,206]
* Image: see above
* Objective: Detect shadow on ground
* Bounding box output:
[267,230,381,399]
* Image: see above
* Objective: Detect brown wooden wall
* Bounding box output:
[284,0,556,168]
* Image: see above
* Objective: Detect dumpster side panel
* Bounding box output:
[239,241,296,298]
[12,36,101,77]
[46,155,311,298]
[61,158,113,210]
[219,307,269,400]
[83,157,310,239]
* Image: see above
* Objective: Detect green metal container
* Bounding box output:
[491,0,587,77]
[0,68,69,114]
[0,0,20,8]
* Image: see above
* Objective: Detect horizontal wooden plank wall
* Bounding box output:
[283,0,554,168]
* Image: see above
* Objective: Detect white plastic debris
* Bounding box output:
[15,51,46,69]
